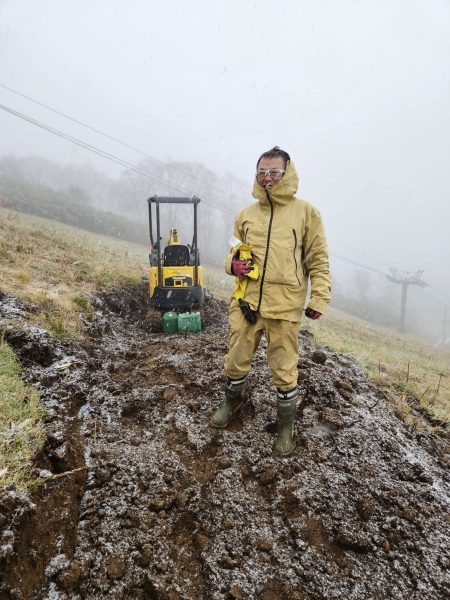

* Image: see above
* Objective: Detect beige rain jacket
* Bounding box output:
[225,160,331,321]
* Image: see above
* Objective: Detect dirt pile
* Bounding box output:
[0,286,449,599]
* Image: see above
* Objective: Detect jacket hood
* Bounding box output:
[252,159,299,207]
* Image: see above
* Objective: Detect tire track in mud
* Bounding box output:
[1,286,449,599]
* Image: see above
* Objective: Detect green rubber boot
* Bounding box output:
[274,387,298,457]
[210,376,248,429]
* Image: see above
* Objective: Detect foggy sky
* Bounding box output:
[1,0,450,310]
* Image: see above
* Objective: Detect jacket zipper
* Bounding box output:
[244,227,249,243]
[292,229,301,285]
[257,190,274,312]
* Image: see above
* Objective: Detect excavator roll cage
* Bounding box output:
[147,195,201,284]
[146,195,203,312]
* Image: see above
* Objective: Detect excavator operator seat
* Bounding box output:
[163,244,190,267]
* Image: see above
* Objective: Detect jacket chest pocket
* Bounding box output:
[265,228,303,287]
[242,220,267,255]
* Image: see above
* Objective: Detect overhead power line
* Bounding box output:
[330,252,387,277]
[328,238,393,270]
[0,81,240,202]
[416,286,449,308]
[0,102,235,218]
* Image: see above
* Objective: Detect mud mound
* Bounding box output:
[0,288,449,599]
[91,284,150,322]
[0,291,28,320]
[4,326,63,367]
[84,284,228,336]
[202,290,228,328]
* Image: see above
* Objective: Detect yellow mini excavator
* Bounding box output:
[146,196,204,331]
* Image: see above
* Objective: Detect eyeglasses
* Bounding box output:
[256,168,285,179]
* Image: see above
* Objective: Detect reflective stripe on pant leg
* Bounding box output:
[226,373,249,387]
[224,300,264,381]
[265,318,301,390]
[276,386,299,400]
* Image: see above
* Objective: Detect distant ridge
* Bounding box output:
[0,176,148,246]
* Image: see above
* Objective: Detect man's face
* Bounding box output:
[256,156,286,189]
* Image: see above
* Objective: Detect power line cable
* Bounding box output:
[328,238,393,269]
[415,287,449,308]
[330,252,388,277]
[426,286,450,306]
[0,81,242,202]
[0,102,172,184]
[0,102,236,217]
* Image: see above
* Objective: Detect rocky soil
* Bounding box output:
[0,285,449,600]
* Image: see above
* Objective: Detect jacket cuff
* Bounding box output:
[307,297,329,314]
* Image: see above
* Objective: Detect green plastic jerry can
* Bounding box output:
[162,311,178,333]
[178,312,201,333]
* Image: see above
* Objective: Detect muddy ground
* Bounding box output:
[0,285,449,600]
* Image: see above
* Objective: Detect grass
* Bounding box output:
[0,340,46,490]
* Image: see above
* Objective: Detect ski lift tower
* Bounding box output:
[386,269,428,333]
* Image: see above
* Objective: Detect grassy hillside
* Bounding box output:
[0,207,148,337]
[0,207,448,490]
[0,176,148,246]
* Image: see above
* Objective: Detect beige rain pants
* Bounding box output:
[224,300,301,391]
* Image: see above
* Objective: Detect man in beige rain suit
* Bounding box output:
[211,147,331,457]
